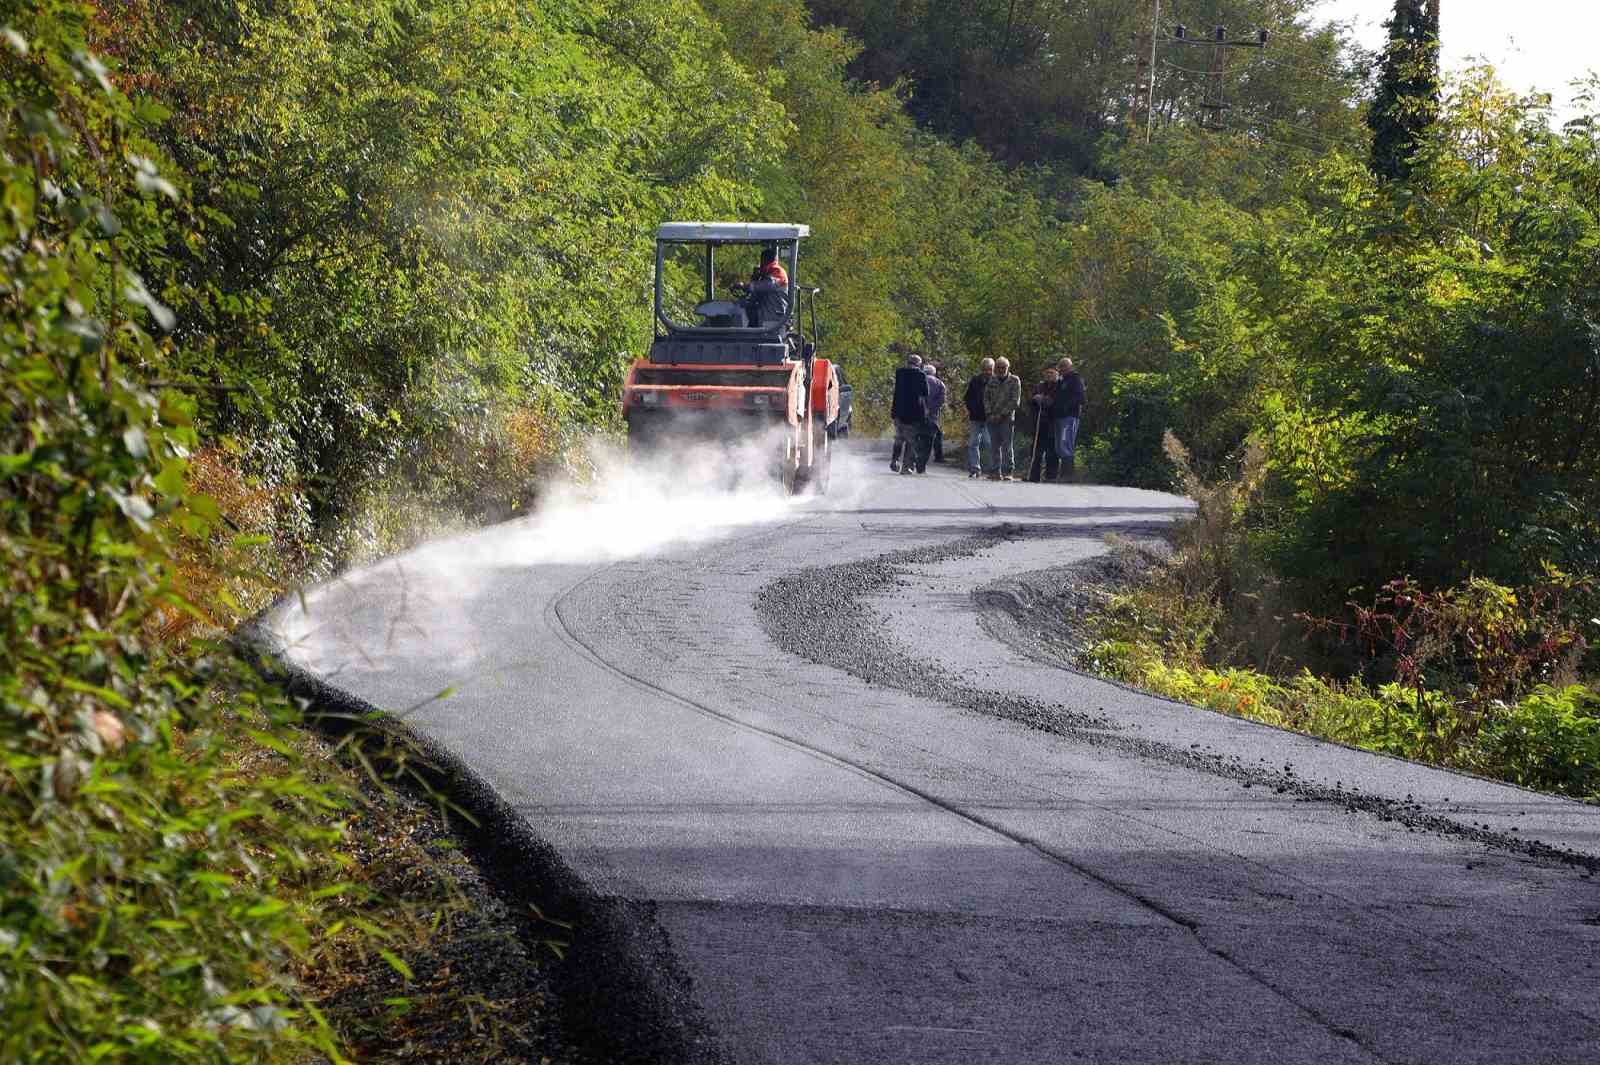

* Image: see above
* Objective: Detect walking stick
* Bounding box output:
[1026,407,1043,482]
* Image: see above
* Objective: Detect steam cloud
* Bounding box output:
[272,429,864,682]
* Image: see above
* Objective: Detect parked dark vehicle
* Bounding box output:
[830,364,853,437]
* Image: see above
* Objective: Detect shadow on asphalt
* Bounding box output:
[823,505,1192,519]
[849,519,1182,542]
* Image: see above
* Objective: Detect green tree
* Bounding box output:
[1254,71,1600,607]
[1367,0,1440,180]
[106,0,786,560]
[1,5,364,1058]
[810,0,1364,173]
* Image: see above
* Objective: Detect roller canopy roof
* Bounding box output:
[656,222,809,242]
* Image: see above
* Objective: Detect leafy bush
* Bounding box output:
[1087,638,1600,801]
[1472,686,1600,798]
[1083,372,1180,491]
[1081,437,1598,800]
[1303,572,1592,708]
[1,10,374,1059]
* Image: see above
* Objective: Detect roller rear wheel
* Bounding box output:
[777,431,800,496]
[811,429,832,495]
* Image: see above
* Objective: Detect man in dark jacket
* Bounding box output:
[889,353,929,475]
[1027,367,1059,483]
[963,358,993,478]
[917,363,946,473]
[1052,357,1086,478]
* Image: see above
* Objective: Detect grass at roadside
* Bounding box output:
[1062,433,1600,803]
[281,727,575,1064]
[1080,626,1600,801]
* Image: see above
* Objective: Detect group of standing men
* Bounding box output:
[890,353,1084,482]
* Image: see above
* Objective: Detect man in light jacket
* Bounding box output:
[982,356,1022,480]
[917,363,946,474]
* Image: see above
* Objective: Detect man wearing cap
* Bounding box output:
[963,359,993,477]
[1027,366,1059,483]
[1052,357,1086,479]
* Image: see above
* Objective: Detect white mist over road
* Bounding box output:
[272,435,870,679]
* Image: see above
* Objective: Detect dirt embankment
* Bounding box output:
[968,537,1168,664]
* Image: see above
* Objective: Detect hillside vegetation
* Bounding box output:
[4,0,1599,1059]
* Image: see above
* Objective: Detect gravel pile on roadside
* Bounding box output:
[757,526,1114,736]
[971,535,1169,662]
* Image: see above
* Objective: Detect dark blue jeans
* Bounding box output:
[985,420,1015,475]
[1055,416,1080,463]
[966,422,990,472]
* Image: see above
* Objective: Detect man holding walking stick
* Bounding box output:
[964,359,993,477]
[1027,366,1059,483]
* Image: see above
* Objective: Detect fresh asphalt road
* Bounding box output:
[268,443,1600,1064]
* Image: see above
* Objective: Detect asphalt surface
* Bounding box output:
[267,443,1600,1064]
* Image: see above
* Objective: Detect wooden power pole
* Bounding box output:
[1145,0,1160,143]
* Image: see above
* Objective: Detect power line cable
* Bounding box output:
[1160,59,1248,78]
[1158,4,1368,66]
[1159,61,1349,103]
[1254,33,1370,63]
[1255,54,1361,80]
[1251,129,1355,154]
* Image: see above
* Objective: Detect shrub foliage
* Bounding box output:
[1,7,363,1060]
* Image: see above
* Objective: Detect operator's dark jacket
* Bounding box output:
[1052,370,1085,419]
[891,366,929,423]
[963,375,986,422]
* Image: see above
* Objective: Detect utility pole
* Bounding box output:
[1137,11,1268,141]
[1205,28,1230,131]
[1146,0,1160,144]
[1170,22,1270,132]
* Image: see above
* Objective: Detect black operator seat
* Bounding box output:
[694,300,748,328]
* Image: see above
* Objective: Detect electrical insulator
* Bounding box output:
[1258,28,1270,46]
[1174,24,1187,40]
[1214,25,1226,42]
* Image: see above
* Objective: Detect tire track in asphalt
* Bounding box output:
[550,525,1406,1063]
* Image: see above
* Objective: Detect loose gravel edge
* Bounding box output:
[756,525,1600,874]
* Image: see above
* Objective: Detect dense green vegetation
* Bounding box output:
[5,0,1599,1057]
[0,5,368,1057]
[1084,433,1599,800]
